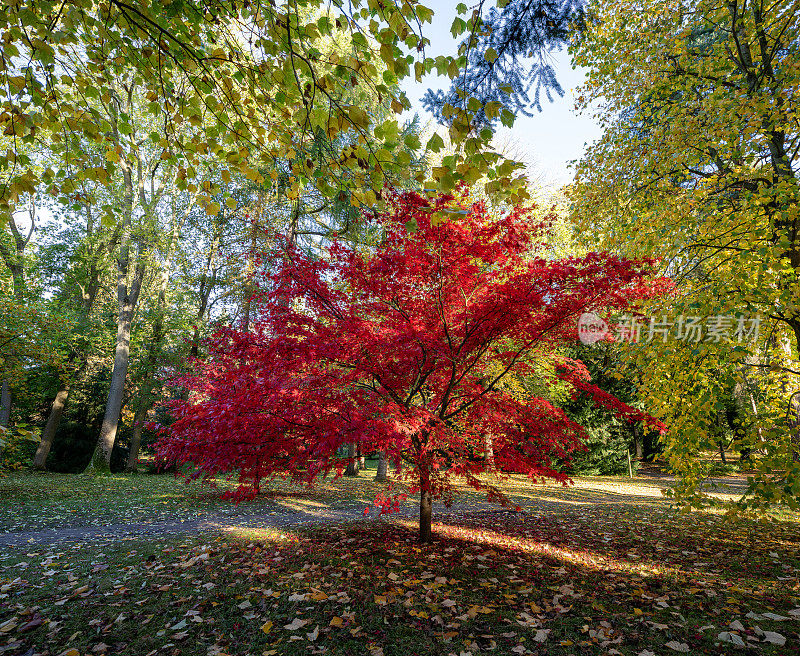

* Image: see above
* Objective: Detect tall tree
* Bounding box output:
[570,0,800,508]
[0,202,32,427]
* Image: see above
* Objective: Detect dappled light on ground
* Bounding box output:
[2,480,799,655]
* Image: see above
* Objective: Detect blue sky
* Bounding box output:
[400,1,602,186]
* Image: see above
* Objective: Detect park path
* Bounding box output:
[0,506,404,548]
[0,503,534,548]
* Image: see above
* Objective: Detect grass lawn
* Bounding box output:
[0,464,408,534]
[1,470,799,655]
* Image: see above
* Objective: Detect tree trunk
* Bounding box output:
[32,382,69,470]
[719,441,727,464]
[125,200,186,472]
[484,433,496,474]
[374,451,388,482]
[87,163,145,474]
[419,470,433,543]
[633,425,643,460]
[0,379,10,427]
[0,379,9,463]
[89,300,137,473]
[356,445,365,470]
[126,395,149,472]
[344,442,358,476]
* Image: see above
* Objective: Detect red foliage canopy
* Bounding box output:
[156,191,663,540]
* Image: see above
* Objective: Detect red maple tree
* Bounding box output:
[156,191,663,541]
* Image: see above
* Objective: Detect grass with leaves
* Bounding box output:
[1,470,799,655]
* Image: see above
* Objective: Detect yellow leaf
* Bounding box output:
[260,620,273,634]
[329,617,344,628]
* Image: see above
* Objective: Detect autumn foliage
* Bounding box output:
[156,191,662,541]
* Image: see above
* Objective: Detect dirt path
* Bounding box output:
[0,506,400,548]
[0,503,540,547]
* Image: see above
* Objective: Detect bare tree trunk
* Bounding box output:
[374,451,388,482]
[0,202,34,458]
[126,395,149,472]
[125,199,186,472]
[633,425,643,460]
[242,210,259,333]
[87,163,146,474]
[484,433,496,475]
[719,441,727,464]
[89,289,141,473]
[419,467,432,543]
[32,382,69,469]
[0,379,9,463]
[356,445,365,470]
[344,442,358,476]
[0,380,9,427]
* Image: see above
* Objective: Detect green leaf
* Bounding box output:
[426,133,445,153]
[450,18,466,38]
[403,134,421,150]
[484,101,503,120]
[500,109,515,128]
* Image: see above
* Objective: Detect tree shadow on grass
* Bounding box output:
[210,509,800,655]
[4,503,799,656]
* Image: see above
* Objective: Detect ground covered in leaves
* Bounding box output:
[2,475,799,656]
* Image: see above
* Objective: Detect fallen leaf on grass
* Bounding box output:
[533,629,549,642]
[761,612,789,621]
[762,631,786,646]
[260,621,273,634]
[0,619,18,633]
[284,618,308,630]
[329,617,344,628]
[718,632,745,647]
[665,641,689,652]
